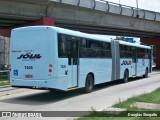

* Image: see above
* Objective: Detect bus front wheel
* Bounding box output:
[85,74,94,93]
[123,70,129,83]
[143,68,148,78]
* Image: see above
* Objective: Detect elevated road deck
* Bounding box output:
[0,0,160,37]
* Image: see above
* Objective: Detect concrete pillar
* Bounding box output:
[0,17,54,37]
[0,36,5,68]
[5,37,10,66]
[0,36,10,68]
[141,37,160,68]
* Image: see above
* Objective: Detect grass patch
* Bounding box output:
[77,88,160,119]
[113,88,160,111]
[0,80,10,86]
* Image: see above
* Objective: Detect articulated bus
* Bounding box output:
[10,26,152,92]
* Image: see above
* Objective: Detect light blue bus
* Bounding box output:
[10,26,152,92]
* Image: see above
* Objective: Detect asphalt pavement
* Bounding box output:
[0,71,159,119]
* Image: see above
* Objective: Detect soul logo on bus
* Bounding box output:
[17,54,42,59]
[121,61,132,65]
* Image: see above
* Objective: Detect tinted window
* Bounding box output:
[120,45,132,58]
[58,34,79,58]
[58,34,112,58]
[80,39,111,58]
[101,42,111,58]
[138,48,150,59]
[58,34,68,58]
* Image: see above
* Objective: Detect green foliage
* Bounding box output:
[77,88,160,120]
[113,88,160,111]
[0,81,9,86]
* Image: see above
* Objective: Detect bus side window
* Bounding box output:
[65,37,71,65]
[80,39,87,57]
[103,42,111,58]
[58,34,68,58]
[145,49,149,59]
[120,45,128,58]
[137,48,141,59]
[132,47,137,63]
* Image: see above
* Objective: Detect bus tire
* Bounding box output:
[85,74,94,93]
[123,70,129,83]
[143,68,148,78]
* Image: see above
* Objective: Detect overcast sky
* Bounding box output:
[104,0,160,12]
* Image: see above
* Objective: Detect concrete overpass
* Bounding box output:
[0,0,160,37]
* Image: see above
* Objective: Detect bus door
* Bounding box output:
[68,39,79,88]
[132,47,137,75]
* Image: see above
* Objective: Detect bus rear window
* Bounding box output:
[12,30,48,50]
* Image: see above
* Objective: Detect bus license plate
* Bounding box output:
[25,74,33,78]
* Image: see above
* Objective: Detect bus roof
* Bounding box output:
[12,26,151,49]
[119,40,151,49]
[56,27,151,49]
[56,26,112,43]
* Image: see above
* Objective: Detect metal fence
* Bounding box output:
[0,70,9,81]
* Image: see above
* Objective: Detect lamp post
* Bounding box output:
[136,0,139,17]
[136,0,139,10]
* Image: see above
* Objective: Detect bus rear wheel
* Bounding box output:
[123,70,129,83]
[143,68,148,78]
[85,74,94,93]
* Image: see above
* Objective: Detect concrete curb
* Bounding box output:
[131,102,160,110]
[0,85,10,88]
[97,107,126,115]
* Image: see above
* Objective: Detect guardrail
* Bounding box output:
[97,0,158,19]
[51,0,160,21]
[0,70,9,81]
